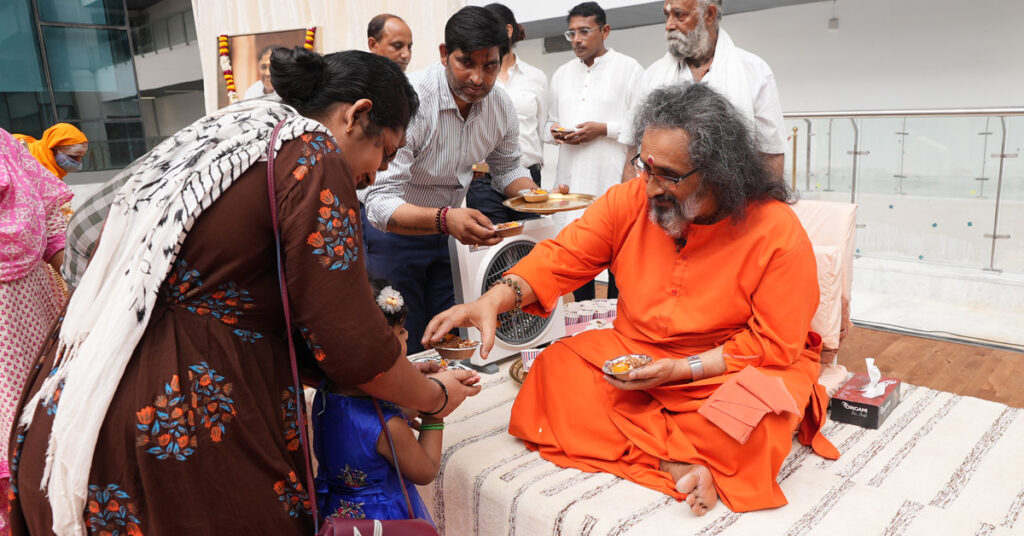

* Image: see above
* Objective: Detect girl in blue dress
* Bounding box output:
[312,280,443,523]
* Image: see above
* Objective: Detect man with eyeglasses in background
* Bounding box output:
[546,1,643,301]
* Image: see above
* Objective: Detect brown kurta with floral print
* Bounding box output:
[8,133,401,535]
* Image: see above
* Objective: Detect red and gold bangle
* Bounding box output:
[439,206,451,235]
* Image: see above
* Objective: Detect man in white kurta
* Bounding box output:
[547,2,644,300]
[499,58,547,182]
[547,3,644,198]
[621,0,786,177]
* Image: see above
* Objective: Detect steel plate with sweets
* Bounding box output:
[503,192,596,215]
[602,354,653,380]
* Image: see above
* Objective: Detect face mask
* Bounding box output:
[56,151,83,172]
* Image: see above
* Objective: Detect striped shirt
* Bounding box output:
[360,62,529,231]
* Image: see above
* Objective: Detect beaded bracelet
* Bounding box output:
[440,206,450,235]
[490,276,522,316]
[419,422,445,431]
[434,207,444,234]
[421,377,449,416]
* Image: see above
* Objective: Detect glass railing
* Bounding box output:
[784,110,1023,274]
[131,9,196,55]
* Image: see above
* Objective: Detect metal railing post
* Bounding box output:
[803,119,813,191]
[847,118,869,203]
[825,118,833,191]
[976,117,992,198]
[791,126,798,190]
[893,117,908,195]
[984,116,1017,272]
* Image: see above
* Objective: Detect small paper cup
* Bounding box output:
[520,348,542,372]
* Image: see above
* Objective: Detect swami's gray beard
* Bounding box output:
[666,22,711,61]
[648,190,705,239]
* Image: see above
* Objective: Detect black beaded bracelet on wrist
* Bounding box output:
[421,376,449,416]
[490,276,523,316]
[434,207,444,234]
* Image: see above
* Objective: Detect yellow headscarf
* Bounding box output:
[13,123,89,179]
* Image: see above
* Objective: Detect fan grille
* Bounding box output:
[482,240,552,345]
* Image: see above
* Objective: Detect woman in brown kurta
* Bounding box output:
[8,49,479,535]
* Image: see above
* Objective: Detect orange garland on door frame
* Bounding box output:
[218,34,237,103]
[219,28,315,103]
[304,27,316,50]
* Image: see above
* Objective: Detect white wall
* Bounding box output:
[516,0,1024,112]
[152,92,205,136]
[467,0,646,23]
[134,43,203,91]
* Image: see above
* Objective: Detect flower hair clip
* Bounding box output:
[376,286,404,313]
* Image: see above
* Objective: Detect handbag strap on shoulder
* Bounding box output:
[267,120,321,529]
[372,398,418,520]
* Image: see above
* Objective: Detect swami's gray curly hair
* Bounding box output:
[630,83,790,220]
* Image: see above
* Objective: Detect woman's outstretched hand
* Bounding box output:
[427,368,482,418]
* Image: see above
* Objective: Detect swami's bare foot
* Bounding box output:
[660,460,718,516]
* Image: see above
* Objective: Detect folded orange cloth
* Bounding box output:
[698,366,801,444]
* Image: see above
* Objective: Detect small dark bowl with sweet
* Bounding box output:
[431,333,481,360]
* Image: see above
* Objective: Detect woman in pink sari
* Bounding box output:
[0,127,72,533]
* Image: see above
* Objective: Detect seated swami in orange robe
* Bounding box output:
[423,84,839,516]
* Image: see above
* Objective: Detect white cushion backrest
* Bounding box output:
[810,245,843,349]
[791,200,857,350]
[791,200,857,299]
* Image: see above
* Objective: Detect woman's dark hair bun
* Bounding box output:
[270,46,326,105]
[270,48,419,133]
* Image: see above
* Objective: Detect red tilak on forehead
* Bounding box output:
[647,155,654,165]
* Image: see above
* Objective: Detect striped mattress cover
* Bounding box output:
[417,358,1024,535]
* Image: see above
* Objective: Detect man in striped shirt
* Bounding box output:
[360,6,544,353]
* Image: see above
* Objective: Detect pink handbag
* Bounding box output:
[267,121,438,536]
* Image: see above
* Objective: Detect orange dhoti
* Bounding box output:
[506,179,840,512]
[510,329,835,512]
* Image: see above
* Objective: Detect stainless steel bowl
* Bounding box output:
[602,354,653,380]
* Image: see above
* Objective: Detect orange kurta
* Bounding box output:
[508,177,839,513]
[13,123,88,179]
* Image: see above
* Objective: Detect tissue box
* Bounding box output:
[829,373,901,429]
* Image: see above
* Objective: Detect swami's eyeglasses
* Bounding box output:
[631,153,700,188]
[564,27,599,40]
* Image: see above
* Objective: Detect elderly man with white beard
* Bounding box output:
[424,83,838,516]
[621,0,787,181]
